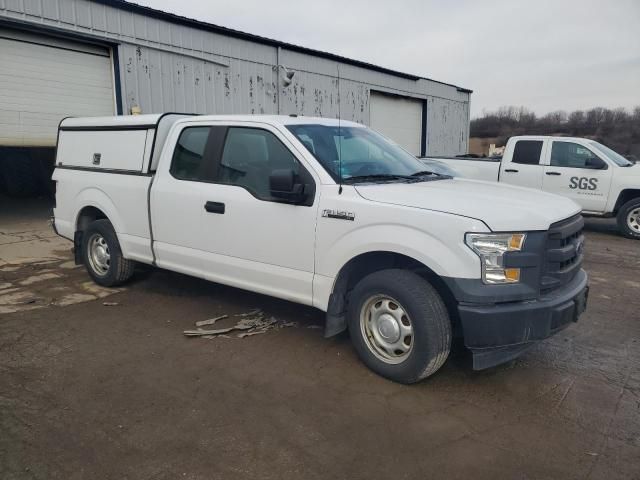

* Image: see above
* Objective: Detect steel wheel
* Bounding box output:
[87,233,111,276]
[627,208,640,233]
[360,295,414,364]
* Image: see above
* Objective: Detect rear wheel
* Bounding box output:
[82,219,135,286]
[347,269,452,384]
[616,198,640,239]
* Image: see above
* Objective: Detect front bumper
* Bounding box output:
[457,269,588,370]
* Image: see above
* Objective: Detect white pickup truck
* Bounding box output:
[429,136,640,239]
[52,115,589,383]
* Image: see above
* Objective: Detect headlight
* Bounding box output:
[465,233,526,284]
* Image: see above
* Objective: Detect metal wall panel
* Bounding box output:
[119,44,279,115]
[0,0,471,155]
[426,97,470,156]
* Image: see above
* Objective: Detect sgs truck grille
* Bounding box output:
[541,214,585,293]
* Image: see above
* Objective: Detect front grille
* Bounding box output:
[541,214,584,293]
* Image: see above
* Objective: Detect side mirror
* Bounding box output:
[269,168,307,203]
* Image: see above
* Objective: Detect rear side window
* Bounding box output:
[512,140,543,165]
[170,127,212,181]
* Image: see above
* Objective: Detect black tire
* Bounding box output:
[347,269,452,384]
[616,198,640,239]
[2,150,41,197]
[82,219,135,287]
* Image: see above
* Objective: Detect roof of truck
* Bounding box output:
[59,114,364,130]
[510,135,595,143]
[60,114,165,129]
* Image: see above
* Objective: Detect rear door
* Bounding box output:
[542,140,613,212]
[150,124,213,274]
[499,139,546,189]
[197,122,319,305]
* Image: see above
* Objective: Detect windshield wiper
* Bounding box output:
[342,174,413,184]
[409,170,451,181]
[411,170,440,177]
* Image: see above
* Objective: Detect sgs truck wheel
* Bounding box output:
[347,269,452,384]
[617,198,640,239]
[82,219,135,287]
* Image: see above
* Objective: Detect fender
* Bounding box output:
[317,224,479,283]
[313,222,481,313]
[73,187,128,255]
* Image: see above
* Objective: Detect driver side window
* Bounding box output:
[216,127,301,200]
[550,141,606,169]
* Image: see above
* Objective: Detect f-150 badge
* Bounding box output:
[322,209,355,221]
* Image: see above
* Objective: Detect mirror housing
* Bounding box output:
[269,169,307,203]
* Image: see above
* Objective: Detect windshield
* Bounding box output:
[589,141,633,167]
[286,124,441,182]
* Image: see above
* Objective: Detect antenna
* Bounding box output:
[337,64,343,194]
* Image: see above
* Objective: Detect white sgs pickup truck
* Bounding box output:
[428,136,640,239]
[52,114,589,383]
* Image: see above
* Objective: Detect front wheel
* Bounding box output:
[82,219,135,287]
[616,198,640,239]
[347,269,452,384]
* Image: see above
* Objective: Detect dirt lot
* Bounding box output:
[1,199,639,480]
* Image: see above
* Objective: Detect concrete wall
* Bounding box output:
[0,0,471,155]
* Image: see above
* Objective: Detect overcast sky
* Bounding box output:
[134,0,640,118]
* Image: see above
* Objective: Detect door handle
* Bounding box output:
[546,171,561,176]
[504,169,519,173]
[204,201,225,214]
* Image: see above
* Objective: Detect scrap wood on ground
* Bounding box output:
[183,310,298,339]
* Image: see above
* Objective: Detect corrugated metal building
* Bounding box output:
[0,0,471,195]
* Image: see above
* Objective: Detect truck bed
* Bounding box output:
[424,156,501,181]
[52,114,191,264]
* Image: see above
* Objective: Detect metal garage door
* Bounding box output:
[369,91,423,155]
[0,27,115,147]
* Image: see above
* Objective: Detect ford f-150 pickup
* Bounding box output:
[52,115,589,383]
[428,136,640,239]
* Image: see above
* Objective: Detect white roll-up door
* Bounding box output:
[369,91,423,155]
[0,27,115,147]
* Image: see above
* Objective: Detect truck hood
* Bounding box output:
[620,163,640,176]
[354,178,581,232]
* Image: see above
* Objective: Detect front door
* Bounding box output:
[542,140,613,213]
[198,123,319,305]
[499,139,546,189]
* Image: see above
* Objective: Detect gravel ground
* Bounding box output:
[1,204,639,479]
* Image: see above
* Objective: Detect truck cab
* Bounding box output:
[500,136,630,212]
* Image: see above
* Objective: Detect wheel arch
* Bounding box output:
[613,189,640,214]
[324,250,459,338]
[72,189,126,263]
[76,205,108,232]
